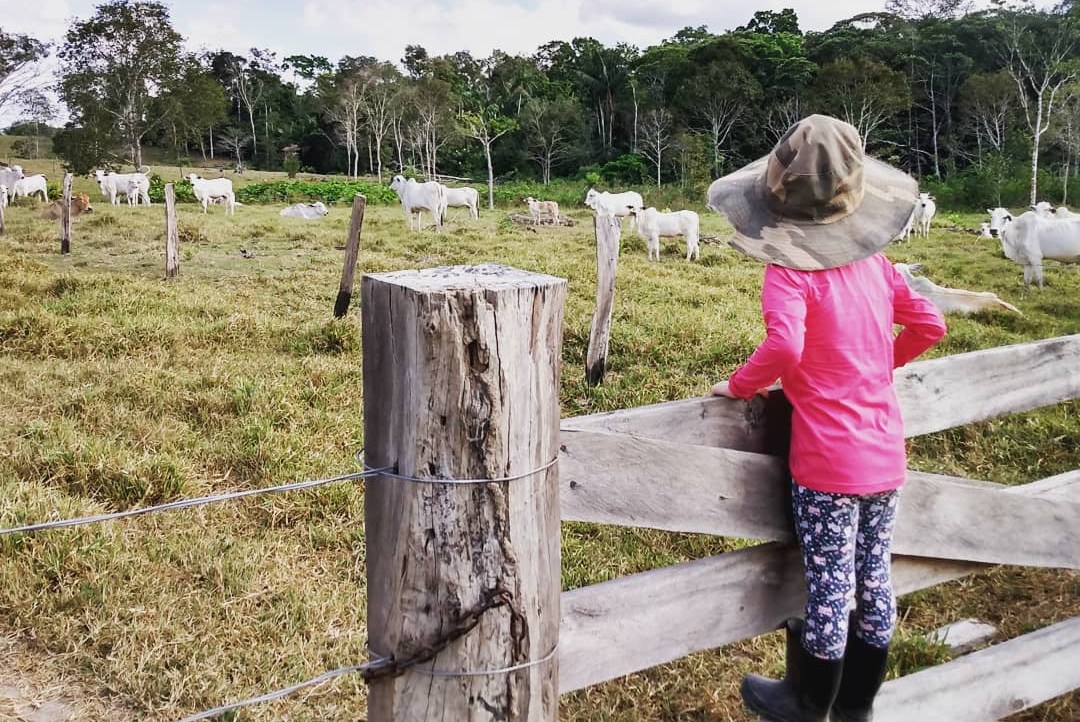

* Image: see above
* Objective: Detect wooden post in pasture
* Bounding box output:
[585,214,621,385]
[362,264,566,722]
[164,183,180,279]
[60,172,73,254]
[333,194,366,318]
[0,191,5,236]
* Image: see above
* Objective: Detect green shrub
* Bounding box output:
[600,154,650,186]
[147,174,196,204]
[234,180,398,205]
[283,156,301,178]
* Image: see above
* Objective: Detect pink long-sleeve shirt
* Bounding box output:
[727,253,947,495]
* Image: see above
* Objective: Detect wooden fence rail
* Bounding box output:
[363,264,1077,721]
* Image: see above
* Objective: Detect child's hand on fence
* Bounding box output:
[711,380,776,399]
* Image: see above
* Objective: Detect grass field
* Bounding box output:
[0,170,1077,721]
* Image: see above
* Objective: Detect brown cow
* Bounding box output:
[40,193,93,220]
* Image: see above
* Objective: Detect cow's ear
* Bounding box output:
[1006,214,1013,221]
[987,208,994,214]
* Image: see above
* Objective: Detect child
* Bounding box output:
[708,115,947,722]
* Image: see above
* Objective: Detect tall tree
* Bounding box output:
[0,29,49,117]
[459,108,516,208]
[58,0,184,169]
[640,107,673,186]
[810,58,911,150]
[1002,12,1078,205]
[958,71,1017,162]
[158,57,228,160]
[521,97,581,184]
[16,89,54,158]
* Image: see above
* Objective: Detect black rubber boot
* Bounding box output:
[831,621,889,722]
[740,618,843,722]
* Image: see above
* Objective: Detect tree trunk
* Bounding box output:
[133,136,143,171]
[1031,100,1044,207]
[375,135,383,183]
[209,125,215,160]
[486,141,495,210]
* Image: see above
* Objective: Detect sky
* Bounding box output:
[0,0,1061,71]
[0,0,1059,126]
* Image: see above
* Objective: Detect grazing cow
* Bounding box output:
[996,211,1080,289]
[389,175,446,232]
[584,187,644,229]
[12,174,47,201]
[442,185,480,219]
[94,170,151,205]
[524,196,560,226]
[628,206,701,261]
[894,262,1020,315]
[40,192,93,220]
[911,192,936,238]
[187,174,236,215]
[978,222,992,238]
[279,202,329,219]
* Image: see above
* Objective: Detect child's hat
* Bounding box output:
[707,114,917,270]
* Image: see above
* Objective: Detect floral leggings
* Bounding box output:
[791,481,900,660]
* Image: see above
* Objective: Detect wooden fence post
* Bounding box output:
[585,214,621,385]
[60,173,73,255]
[362,263,566,722]
[333,194,366,318]
[0,190,5,236]
[164,183,180,279]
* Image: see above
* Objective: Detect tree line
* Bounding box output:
[2,0,1080,207]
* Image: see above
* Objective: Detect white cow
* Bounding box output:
[894,262,1020,315]
[629,206,701,261]
[584,187,644,229]
[0,184,7,209]
[524,197,560,226]
[987,207,1015,239]
[187,173,236,215]
[94,170,151,205]
[1032,201,1078,220]
[911,192,936,238]
[11,174,47,202]
[996,211,1080,289]
[279,202,329,219]
[0,166,24,201]
[978,222,992,238]
[893,205,916,243]
[389,175,446,232]
[442,185,480,219]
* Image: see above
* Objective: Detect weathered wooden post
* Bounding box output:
[363,263,565,722]
[60,173,73,255]
[333,194,366,318]
[164,183,180,279]
[585,214,621,385]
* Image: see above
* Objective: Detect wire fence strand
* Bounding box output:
[0,467,390,536]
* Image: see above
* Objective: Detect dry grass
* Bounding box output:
[0,181,1076,721]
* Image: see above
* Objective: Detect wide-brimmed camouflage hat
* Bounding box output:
[706,114,917,270]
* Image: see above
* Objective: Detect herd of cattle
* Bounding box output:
[2,162,1077,307]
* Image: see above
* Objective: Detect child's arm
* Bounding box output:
[725,267,807,399]
[890,265,948,367]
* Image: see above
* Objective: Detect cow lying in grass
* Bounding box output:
[894,262,1020,315]
[40,193,93,220]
